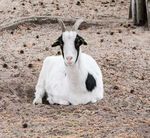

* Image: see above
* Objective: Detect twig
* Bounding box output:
[0,16,128,31]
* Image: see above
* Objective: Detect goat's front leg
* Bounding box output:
[33,69,45,105]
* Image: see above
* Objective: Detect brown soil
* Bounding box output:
[0,0,150,138]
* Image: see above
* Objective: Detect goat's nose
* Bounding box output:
[66,56,73,61]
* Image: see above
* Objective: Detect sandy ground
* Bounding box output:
[0,0,150,138]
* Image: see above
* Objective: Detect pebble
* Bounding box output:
[118,39,122,43]
[10,31,14,35]
[100,39,104,43]
[28,63,33,68]
[130,89,134,94]
[110,32,114,35]
[45,47,49,51]
[23,44,27,47]
[118,29,122,33]
[22,123,28,128]
[19,50,24,54]
[36,35,39,39]
[76,1,81,6]
[14,65,18,69]
[3,63,8,68]
[113,86,119,90]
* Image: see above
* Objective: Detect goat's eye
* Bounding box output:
[75,36,82,48]
[77,40,82,47]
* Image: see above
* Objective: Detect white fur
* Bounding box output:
[33,31,104,105]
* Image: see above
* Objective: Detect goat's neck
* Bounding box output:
[65,54,85,85]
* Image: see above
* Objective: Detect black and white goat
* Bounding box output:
[33,19,104,105]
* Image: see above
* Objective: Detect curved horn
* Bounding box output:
[72,18,84,31]
[58,19,66,32]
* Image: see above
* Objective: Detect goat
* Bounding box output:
[33,19,104,105]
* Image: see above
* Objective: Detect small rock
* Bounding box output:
[14,65,18,69]
[45,47,49,51]
[23,44,27,47]
[128,23,131,27]
[14,73,20,77]
[113,86,119,90]
[22,3,25,6]
[56,6,60,10]
[28,64,33,68]
[39,2,43,5]
[19,50,24,54]
[130,89,134,94]
[100,39,104,43]
[13,7,16,10]
[97,32,100,34]
[118,39,122,43]
[110,32,114,35]
[10,31,14,35]
[101,1,109,4]
[118,29,122,33]
[37,58,41,61]
[36,35,39,39]
[22,123,28,128]
[132,47,136,50]
[3,63,8,68]
[132,31,136,34]
[76,1,81,6]
[123,24,128,28]
[95,9,98,12]
[80,0,84,3]
[141,76,144,80]
[27,27,31,30]
[32,43,35,46]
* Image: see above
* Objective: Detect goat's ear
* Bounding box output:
[51,41,60,47]
[81,37,87,45]
[51,35,63,47]
[76,35,87,46]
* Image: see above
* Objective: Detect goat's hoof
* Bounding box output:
[59,100,70,105]
[91,99,97,103]
[33,97,42,105]
[47,97,54,104]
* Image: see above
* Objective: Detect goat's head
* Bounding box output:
[52,19,87,66]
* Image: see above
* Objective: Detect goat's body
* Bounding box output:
[33,53,104,105]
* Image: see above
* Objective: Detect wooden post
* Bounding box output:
[129,0,132,19]
[129,0,147,26]
[146,0,150,28]
[130,0,138,25]
[136,0,147,25]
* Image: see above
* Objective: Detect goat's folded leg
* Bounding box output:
[33,95,42,104]
[52,96,70,105]
[33,70,45,104]
[33,86,45,104]
[33,83,46,104]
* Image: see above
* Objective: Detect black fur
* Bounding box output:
[74,35,87,62]
[51,35,64,57]
[85,73,96,92]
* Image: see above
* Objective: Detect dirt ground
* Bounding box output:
[0,0,150,138]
